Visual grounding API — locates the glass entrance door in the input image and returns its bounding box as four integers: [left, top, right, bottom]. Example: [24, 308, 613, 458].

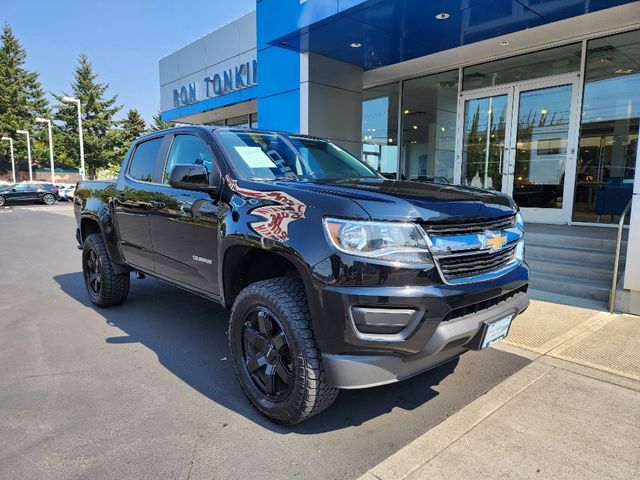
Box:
[456, 74, 580, 223]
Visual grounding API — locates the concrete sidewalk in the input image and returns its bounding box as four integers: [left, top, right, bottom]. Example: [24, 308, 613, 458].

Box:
[359, 301, 640, 480]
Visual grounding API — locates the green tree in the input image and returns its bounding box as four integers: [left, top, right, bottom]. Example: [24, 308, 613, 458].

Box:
[54, 53, 121, 178]
[111, 107, 147, 165]
[0, 23, 49, 168]
[150, 111, 173, 131]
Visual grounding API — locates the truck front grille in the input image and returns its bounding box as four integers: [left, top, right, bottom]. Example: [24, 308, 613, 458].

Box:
[421, 214, 516, 236]
[423, 214, 524, 284]
[436, 244, 518, 281]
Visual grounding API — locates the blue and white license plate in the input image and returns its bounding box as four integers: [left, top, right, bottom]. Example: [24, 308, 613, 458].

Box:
[481, 314, 514, 349]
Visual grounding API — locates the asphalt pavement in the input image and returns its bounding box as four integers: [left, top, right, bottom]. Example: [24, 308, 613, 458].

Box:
[0, 203, 530, 480]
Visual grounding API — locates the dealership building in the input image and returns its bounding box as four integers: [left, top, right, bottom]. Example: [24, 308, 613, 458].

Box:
[159, 0, 640, 313]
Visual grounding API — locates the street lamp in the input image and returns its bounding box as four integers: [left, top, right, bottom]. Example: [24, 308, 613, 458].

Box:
[15, 130, 33, 181]
[62, 96, 86, 180]
[36, 117, 56, 184]
[0, 137, 16, 183]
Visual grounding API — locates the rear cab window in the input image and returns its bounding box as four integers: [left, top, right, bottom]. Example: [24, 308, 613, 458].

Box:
[128, 137, 163, 182]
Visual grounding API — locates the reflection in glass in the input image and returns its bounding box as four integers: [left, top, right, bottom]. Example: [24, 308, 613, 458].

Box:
[401, 70, 458, 183]
[361, 83, 399, 178]
[463, 43, 581, 91]
[573, 30, 639, 223]
[461, 95, 508, 191]
[512, 84, 572, 209]
[226, 115, 250, 128]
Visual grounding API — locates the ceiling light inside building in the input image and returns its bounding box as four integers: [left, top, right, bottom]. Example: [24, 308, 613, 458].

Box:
[435, 13, 450, 20]
[350, 42, 362, 48]
[404, 109, 410, 115]
[412, 125, 418, 130]
[499, 41, 510, 46]
[614, 68, 633, 74]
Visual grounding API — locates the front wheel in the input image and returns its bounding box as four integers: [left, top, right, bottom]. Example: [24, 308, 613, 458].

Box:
[82, 233, 130, 307]
[0, 196, 5, 207]
[229, 277, 338, 424]
[42, 193, 55, 205]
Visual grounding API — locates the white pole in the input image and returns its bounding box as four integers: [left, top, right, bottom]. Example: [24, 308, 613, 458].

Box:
[1, 137, 15, 183]
[16, 130, 33, 181]
[63, 96, 86, 180]
[76, 101, 86, 180]
[36, 118, 56, 184]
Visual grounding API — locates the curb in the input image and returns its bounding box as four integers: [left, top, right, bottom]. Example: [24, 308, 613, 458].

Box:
[360, 361, 554, 480]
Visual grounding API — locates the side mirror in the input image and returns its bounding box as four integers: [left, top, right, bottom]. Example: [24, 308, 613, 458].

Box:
[169, 164, 216, 193]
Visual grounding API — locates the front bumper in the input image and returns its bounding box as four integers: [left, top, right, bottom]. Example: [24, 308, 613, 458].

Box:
[323, 291, 529, 389]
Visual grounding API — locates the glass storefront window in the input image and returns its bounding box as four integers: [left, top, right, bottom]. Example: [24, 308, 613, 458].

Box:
[463, 43, 582, 91]
[226, 115, 250, 128]
[573, 30, 639, 223]
[250, 112, 258, 128]
[362, 83, 399, 178]
[401, 70, 458, 183]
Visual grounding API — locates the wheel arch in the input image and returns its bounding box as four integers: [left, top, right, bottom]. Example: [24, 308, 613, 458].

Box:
[80, 214, 128, 269]
[221, 241, 312, 310]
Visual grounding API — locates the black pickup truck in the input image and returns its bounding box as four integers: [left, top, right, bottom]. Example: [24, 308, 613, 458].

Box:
[74, 126, 529, 424]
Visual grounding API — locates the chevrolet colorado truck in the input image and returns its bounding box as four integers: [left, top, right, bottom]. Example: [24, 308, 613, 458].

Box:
[74, 126, 529, 424]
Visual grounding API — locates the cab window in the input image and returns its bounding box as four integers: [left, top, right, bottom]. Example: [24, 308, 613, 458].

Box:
[128, 137, 163, 182]
[163, 135, 214, 184]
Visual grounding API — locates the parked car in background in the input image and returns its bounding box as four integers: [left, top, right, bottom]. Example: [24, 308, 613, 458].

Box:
[58, 185, 76, 201]
[0, 182, 59, 206]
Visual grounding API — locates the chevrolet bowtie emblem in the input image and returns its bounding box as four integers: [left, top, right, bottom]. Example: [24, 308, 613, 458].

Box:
[484, 230, 507, 251]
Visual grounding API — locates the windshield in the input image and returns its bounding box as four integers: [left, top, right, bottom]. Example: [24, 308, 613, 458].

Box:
[217, 130, 381, 181]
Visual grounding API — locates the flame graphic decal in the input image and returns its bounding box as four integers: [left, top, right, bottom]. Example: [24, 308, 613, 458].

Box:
[227, 176, 306, 242]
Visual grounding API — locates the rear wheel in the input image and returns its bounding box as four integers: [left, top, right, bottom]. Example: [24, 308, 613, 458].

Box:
[229, 277, 338, 424]
[82, 233, 130, 307]
[0, 196, 5, 207]
[42, 193, 55, 205]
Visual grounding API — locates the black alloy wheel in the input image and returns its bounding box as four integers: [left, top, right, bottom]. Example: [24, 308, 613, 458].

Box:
[229, 277, 339, 424]
[81, 233, 130, 307]
[84, 248, 102, 296]
[242, 307, 293, 400]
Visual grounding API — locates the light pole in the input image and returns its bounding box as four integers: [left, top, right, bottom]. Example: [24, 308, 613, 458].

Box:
[62, 96, 86, 180]
[36, 117, 56, 184]
[1, 137, 16, 183]
[16, 130, 33, 181]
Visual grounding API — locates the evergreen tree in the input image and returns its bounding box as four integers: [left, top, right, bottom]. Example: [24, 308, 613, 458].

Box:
[150, 111, 173, 131]
[0, 23, 49, 166]
[112, 108, 147, 162]
[54, 53, 121, 178]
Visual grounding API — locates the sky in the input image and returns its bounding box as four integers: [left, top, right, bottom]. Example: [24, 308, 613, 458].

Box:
[1, 0, 256, 123]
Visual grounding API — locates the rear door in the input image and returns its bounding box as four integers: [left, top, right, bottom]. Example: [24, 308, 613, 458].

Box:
[147, 132, 222, 294]
[112, 136, 167, 272]
[8, 183, 35, 202]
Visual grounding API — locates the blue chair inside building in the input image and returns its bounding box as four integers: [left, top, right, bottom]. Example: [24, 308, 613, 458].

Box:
[594, 177, 633, 222]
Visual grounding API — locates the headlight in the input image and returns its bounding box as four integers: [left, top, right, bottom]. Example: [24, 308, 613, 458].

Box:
[323, 218, 432, 265]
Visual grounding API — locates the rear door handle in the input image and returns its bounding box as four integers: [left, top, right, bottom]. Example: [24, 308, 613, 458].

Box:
[150, 200, 166, 209]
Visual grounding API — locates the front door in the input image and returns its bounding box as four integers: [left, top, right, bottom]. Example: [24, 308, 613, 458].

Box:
[456, 74, 580, 223]
[148, 133, 221, 294]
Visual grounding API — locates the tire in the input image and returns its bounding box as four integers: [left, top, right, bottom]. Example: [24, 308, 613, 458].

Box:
[0, 196, 5, 207]
[42, 193, 55, 205]
[229, 277, 339, 424]
[82, 233, 130, 307]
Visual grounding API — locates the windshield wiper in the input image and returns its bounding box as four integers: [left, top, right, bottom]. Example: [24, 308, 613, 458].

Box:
[247, 175, 298, 182]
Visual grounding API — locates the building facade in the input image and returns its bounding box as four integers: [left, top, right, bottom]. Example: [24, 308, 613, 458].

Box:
[160, 0, 640, 312]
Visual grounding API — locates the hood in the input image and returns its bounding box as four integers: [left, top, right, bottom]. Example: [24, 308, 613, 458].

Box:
[282, 178, 517, 223]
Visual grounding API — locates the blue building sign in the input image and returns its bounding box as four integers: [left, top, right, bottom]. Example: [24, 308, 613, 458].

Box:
[172, 60, 258, 107]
